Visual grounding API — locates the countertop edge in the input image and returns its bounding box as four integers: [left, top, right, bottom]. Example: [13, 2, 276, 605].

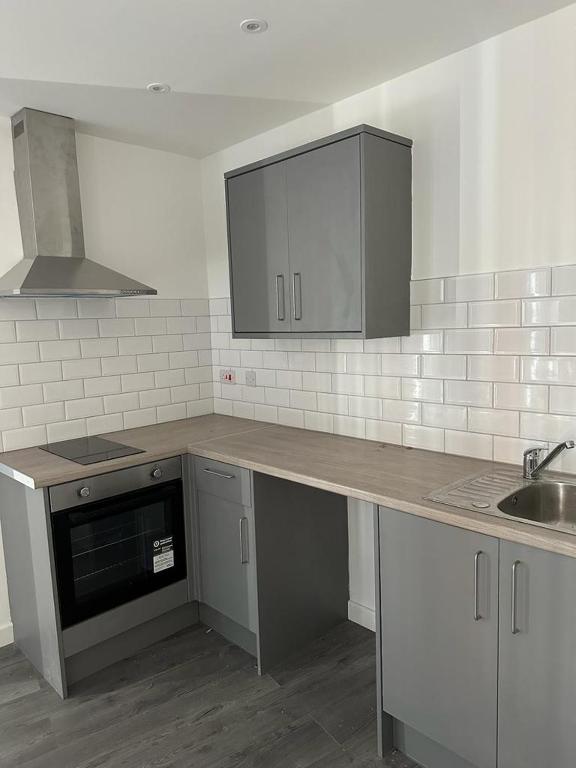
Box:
[1, 414, 576, 560]
[0, 462, 37, 489]
[190, 441, 576, 560]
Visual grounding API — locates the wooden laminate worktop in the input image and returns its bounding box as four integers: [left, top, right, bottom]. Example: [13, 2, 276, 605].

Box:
[1, 413, 575, 558]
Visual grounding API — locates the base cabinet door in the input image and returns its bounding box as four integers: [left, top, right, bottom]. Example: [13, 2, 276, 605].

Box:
[379, 507, 498, 768]
[197, 491, 254, 631]
[499, 542, 576, 768]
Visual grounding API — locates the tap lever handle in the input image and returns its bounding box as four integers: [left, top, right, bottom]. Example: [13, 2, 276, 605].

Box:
[523, 447, 543, 457]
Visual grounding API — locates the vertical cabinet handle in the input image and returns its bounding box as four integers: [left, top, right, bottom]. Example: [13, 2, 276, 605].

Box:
[511, 560, 521, 635]
[275, 274, 285, 321]
[474, 551, 484, 621]
[239, 517, 249, 564]
[292, 273, 302, 320]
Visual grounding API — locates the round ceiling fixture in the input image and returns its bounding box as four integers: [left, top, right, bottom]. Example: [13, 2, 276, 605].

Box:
[146, 82, 171, 94]
[240, 18, 268, 34]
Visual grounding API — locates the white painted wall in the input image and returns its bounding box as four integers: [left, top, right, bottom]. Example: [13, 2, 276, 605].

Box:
[201, 4, 576, 629]
[76, 134, 208, 299]
[0, 123, 209, 643]
[0, 121, 208, 298]
[202, 3, 576, 296]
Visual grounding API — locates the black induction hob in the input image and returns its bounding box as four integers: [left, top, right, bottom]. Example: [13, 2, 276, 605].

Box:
[39, 436, 145, 465]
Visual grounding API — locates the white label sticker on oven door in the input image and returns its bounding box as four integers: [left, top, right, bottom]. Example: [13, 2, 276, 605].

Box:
[153, 536, 174, 573]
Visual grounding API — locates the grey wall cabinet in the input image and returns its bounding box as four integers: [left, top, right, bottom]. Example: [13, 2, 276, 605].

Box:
[226, 162, 290, 334]
[194, 457, 257, 633]
[225, 125, 412, 339]
[498, 542, 576, 768]
[378, 507, 498, 768]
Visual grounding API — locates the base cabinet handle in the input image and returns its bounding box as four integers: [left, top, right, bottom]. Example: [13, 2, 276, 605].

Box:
[511, 560, 522, 635]
[239, 517, 249, 564]
[474, 551, 484, 621]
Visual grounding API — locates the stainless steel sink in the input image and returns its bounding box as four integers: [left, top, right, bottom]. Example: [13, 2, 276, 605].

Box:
[428, 472, 576, 535]
[498, 482, 576, 531]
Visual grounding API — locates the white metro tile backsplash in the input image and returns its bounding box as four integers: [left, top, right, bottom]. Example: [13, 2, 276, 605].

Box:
[211, 265, 576, 468]
[2, 265, 576, 471]
[0, 297, 212, 451]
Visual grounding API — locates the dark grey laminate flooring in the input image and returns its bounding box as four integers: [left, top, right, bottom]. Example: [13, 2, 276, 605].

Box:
[0, 621, 419, 768]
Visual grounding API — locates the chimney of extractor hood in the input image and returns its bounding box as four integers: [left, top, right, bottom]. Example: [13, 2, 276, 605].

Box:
[0, 108, 157, 297]
[14, 108, 85, 260]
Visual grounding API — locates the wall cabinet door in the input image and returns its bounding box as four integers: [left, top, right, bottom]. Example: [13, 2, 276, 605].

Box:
[227, 162, 290, 334]
[286, 136, 362, 333]
[379, 507, 498, 768]
[197, 491, 253, 631]
[499, 542, 576, 768]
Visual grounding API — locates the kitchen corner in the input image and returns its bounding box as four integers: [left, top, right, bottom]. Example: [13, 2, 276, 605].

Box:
[3, 4, 576, 767]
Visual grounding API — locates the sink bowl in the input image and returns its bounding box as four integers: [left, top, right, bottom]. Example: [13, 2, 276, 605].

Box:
[498, 482, 576, 531]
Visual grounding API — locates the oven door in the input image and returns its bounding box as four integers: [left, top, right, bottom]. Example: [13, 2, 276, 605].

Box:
[51, 479, 186, 628]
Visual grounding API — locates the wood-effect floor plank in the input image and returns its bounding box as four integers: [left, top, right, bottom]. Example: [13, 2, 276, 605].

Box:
[0, 621, 419, 768]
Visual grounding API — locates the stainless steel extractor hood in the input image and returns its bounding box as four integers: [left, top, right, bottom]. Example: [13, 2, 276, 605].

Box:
[0, 108, 156, 297]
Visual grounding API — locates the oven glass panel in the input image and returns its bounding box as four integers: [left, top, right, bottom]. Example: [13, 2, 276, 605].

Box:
[52, 480, 186, 628]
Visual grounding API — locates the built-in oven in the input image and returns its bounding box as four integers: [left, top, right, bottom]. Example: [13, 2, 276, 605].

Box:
[50, 457, 187, 629]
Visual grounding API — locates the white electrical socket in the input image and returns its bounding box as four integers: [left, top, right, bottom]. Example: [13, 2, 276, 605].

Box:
[245, 370, 257, 387]
[219, 368, 236, 384]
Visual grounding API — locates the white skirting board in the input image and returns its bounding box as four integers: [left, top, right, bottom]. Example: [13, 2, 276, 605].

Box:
[0, 622, 13, 648]
[348, 600, 375, 632]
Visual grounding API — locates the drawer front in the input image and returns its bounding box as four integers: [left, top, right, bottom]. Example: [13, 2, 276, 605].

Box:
[193, 456, 251, 506]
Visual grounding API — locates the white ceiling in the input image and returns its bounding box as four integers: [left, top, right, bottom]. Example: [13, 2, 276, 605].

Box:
[0, 0, 571, 157]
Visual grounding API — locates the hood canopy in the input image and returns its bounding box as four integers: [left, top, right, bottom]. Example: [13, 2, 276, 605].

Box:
[0, 108, 156, 297]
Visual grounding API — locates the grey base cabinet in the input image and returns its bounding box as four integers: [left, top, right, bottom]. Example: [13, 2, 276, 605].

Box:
[378, 507, 498, 768]
[193, 456, 349, 675]
[226, 124, 412, 339]
[377, 507, 576, 768]
[499, 542, 576, 768]
[194, 457, 257, 633]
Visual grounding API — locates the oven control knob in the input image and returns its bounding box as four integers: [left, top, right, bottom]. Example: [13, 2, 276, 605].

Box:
[78, 486, 91, 498]
[151, 467, 163, 480]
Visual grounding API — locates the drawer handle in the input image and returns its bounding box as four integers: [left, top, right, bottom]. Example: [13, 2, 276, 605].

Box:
[239, 517, 249, 564]
[275, 274, 285, 321]
[474, 550, 484, 621]
[202, 468, 235, 480]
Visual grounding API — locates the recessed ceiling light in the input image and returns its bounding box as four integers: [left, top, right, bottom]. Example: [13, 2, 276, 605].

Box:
[146, 82, 171, 94]
[240, 18, 268, 34]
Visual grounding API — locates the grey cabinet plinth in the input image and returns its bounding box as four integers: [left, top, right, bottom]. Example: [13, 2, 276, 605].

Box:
[378, 507, 498, 768]
[225, 124, 412, 339]
[499, 542, 576, 768]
